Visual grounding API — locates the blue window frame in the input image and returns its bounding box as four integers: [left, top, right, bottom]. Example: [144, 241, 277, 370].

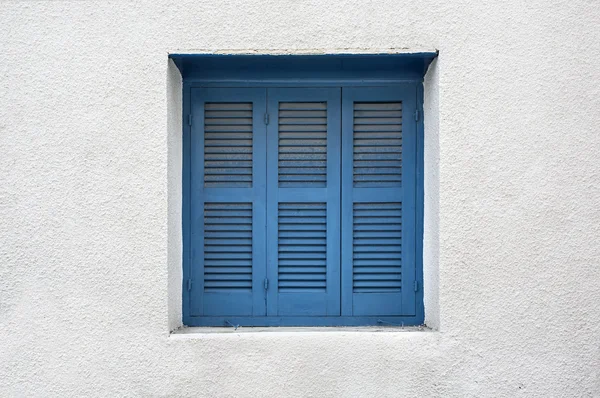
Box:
[176, 54, 435, 326]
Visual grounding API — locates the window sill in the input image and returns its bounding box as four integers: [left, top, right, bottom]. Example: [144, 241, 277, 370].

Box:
[170, 325, 432, 338]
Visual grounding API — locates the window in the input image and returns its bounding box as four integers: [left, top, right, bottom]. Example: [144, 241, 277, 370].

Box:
[177, 55, 431, 326]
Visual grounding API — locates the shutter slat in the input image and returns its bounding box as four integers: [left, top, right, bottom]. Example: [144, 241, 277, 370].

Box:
[204, 133, 253, 139]
[204, 102, 253, 188]
[353, 102, 402, 187]
[353, 202, 402, 292]
[204, 253, 252, 260]
[278, 259, 327, 266]
[279, 267, 327, 273]
[205, 110, 252, 118]
[353, 259, 402, 266]
[279, 253, 326, 260]
[279, 132, 327, 139]
[278, 203, 327, 291]
[354, 102, 402, 110]
[204, 202, 253, 291]
[205, 125, 253, 132]
[353, 266, 402, 273]
[205, 103, 252, 110]
[279, 102, 327, 110]
[278, 102, 327, 188]
[278, 125, 327, 132]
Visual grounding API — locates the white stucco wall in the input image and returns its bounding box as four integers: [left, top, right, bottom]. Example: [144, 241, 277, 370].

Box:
[1, 1, 599, 397]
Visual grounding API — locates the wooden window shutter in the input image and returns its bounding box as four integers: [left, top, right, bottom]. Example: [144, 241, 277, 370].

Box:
[266, 88, 341, 317]
[341, 87, 418, 317]
[189, 88, 267, 318]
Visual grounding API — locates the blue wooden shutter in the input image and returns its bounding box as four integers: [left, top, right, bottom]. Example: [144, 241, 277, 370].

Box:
[341, 86, 417, 317]
[189, 88, 267, 318]
[266, 88, 341, 317]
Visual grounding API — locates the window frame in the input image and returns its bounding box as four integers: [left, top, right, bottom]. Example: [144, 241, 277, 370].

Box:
[179, 55, 427, 327]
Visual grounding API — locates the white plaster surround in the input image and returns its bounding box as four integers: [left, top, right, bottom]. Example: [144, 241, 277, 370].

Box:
[1, 1, 599, 397]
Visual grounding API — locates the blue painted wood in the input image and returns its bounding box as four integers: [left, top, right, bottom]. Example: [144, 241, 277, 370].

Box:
[182, 82, 192, 325]
[266, 88, 341, 317]
[170, 54, 438, 82]
[415, 83, 425, 324]
[341, 86, 418, 317]
[185, 316, 419, 327]
[189, 88, 267, 317]
[182, 79, 426, 326]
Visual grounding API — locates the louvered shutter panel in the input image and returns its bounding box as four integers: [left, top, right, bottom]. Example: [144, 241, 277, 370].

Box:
[341, 87, 417, 317]
[266, 88, 341, 317]
[189, 88, 267, 318]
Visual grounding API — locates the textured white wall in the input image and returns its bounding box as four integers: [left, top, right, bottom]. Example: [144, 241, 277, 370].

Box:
[1, 1, 599, 397]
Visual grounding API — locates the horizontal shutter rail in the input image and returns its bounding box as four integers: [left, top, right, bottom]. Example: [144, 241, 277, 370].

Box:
[204, 102, 253, 188]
